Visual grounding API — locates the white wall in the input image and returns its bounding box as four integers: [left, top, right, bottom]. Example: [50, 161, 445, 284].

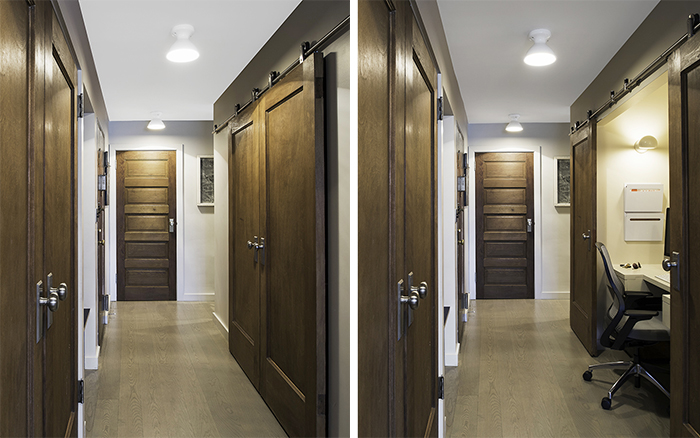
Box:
[467, 123, 571, 299]
[82, 113, 99, 369]
[108, 121, 215, 301]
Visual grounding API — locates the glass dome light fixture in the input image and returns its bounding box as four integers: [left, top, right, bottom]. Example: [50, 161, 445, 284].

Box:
[147, 112, 166, 130]
[524, 29, 556, 67]
[166, 24, 200, 63]
[634, 135, 658, 153]
[505, 114, 523, 132]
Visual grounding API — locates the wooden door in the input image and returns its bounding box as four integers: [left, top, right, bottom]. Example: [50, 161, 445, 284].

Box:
[475, 152, 534, 299]
[457, 150, 466, 340]
[668, 30, 700, 438]
[401, 12, 439, 436]
[97, 145, 106, 344]
[358, 1, 438, 436]
[0, 0, 31, 434]
[569, 124, 598, 356]
[228, 104, 260, 388]
[258, 51, 326, 438]
[116, 150, 177, 301]
[358, 0, 395, 434]
[34, 5, 80, 436]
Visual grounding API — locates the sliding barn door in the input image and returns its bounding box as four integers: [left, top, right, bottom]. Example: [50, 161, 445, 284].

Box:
[228, 52, 325, 437]
[358, 1, 438, 436]
[570, 124, 598, 356]
[668, 30, 700, 438]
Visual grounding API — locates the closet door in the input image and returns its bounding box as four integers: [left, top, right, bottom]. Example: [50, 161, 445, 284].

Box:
[229, 104, 261, 388]
[259, 51, 326, 437]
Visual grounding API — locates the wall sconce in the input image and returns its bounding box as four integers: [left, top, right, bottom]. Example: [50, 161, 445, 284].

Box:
[634, 135, 658, 153]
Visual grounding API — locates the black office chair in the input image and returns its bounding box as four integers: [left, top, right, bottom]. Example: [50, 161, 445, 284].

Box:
[582, 242, 670, 410]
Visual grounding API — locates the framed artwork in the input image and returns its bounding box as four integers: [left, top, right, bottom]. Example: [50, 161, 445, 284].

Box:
[198, 155, 214, 206]
[554, 156, 570, 207]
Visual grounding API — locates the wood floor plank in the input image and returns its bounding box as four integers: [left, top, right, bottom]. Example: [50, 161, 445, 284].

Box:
[85, 301, 286, 438]
[446, 299, 670, 438]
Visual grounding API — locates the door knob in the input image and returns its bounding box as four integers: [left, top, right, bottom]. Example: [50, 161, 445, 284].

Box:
[412, 281, 428, 299]
[527, 218, 533, 233]
[52, 283, 68, 301]
[662, 258, 677, 271]
[169, 218, 176, 233]
[458, 239, 465, 245]
[98, 240, 105, 246]
[400, 291, 420, 309]
[247, 239, 256, 249]
[582, 231, 591, 240]
[40, 292, 59, 312]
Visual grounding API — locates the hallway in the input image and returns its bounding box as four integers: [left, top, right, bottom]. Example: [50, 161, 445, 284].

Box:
[445, 299, 669, 437]
[84, 302, 286, 437]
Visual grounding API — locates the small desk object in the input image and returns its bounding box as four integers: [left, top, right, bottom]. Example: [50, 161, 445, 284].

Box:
[612, 263, 670, 329]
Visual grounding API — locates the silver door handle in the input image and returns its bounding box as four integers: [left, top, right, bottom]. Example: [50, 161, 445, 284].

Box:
[582, 231, 591, 240]
[46, 273, 67, 301]
[527, 218, 533, 233]
[400, 290, 420, 310]
[662, 258, 677, 271]
[39, 291, 59, 312]
[169, 218, 176, 233]
[411, 281, 428, 299]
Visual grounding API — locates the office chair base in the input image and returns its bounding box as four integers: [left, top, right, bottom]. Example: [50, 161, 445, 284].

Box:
[598, 363, 669, 410]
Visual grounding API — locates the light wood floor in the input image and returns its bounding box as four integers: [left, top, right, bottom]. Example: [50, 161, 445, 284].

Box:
[445, 299, 670, 438]
[84, 301, 287, 437]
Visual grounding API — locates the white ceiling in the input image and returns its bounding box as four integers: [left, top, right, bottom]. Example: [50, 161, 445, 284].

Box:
[79, 0, 302, 121]
[437, 0, 659, 124]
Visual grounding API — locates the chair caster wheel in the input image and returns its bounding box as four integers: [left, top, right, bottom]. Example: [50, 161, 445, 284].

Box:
[601, 397, 612, 410]
[583, 370, 592, 381]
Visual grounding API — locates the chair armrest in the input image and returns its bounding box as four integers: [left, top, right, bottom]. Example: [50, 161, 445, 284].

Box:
[624, 309, 659, 319]
[624, 292, 661, 310]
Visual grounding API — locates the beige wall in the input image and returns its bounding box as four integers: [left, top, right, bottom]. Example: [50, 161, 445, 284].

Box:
[596, 73, 669, 266]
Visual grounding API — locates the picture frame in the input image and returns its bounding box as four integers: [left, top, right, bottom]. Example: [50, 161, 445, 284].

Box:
[554, 156, 570, 207]
[197, 155, 214, 206]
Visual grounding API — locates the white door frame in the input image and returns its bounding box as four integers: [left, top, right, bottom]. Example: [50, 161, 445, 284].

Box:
[467, 146, 543, 300]
[108, 144, 185, 302]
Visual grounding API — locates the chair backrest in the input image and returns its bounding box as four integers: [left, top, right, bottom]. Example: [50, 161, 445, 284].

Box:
[595, 242, 626, 347]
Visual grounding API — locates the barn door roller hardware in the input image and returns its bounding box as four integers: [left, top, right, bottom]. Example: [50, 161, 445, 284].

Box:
[571, 12, 700, 135]
[214, 15, 350, 134]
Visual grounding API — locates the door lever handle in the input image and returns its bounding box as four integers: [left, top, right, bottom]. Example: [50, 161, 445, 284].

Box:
[169, 218, 176, 233]
[527, 218, 533, 233]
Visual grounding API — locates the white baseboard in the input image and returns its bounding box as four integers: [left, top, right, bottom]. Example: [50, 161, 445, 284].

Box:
[85, 346, 100, 370]
[445, 342, 460, 367]
[538, 291, 570, 300]
[181, 292, 215, 302]
[213, 312, 228, 338]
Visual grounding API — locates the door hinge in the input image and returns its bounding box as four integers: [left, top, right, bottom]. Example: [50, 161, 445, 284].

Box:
[78, 93, 84, 118]
[438, 376, 444, 400]
[437, 97, 443, 121]
[78, 379, 84, 404]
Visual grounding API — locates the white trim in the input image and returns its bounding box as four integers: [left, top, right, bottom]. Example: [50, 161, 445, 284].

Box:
[212, 312, 229, 338]
[445, 342, 460, 367]
[436, 74, 446, 438]
[108, 144, 185, 301]
[539, 291, 570, 300]
[85, 346, 100, 370]
[468, 146, 543, 300]
[76, 70, 85, 438]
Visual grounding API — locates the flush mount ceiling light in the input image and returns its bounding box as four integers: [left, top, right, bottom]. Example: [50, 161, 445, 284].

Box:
[524, 29, 556, 67]
[505, 114, 523, 132]
[634, 135, 658, 153]
[166, 24, 199, 63]
[147, 112, 165, 130]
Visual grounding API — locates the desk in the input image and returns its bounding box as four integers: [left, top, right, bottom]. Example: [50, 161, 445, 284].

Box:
[612, 264, 670, 328]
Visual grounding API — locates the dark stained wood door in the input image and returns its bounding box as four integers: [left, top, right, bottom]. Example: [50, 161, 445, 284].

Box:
[475, 152, 534, 299]
[228, 104, 260, 388]
[0, 0, 32, 434]
[259, 51, 326, 438]
[358, 1, 438, 435]
[227, 53, 326, 437]
[668, 30, 700, 438]
[97, 144, 106, 345]
[401, 12, 439, 436]
[34, 5, 80, 437]
[457, 150, 466, 340]
[358, 0, 394, 434]
[116, 150, 177, 301]
[569, 124, 598, 356]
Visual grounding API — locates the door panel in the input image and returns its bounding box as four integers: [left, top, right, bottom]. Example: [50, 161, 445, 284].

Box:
[0, 0, 30, 434]
[403, 14, 438, 437]
[39, 6, 79, 437]
[117, 150, 176, 301]
[357, 0, 394, 435]
[569, 124, 598, 356]
[475, 152, 534, 299]
[229, 106, 260, 387]
[259, 51, 326, 438]
[668, 32, 700, 438]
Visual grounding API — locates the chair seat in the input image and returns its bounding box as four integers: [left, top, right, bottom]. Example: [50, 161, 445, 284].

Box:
[628, 317, 670, 342]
